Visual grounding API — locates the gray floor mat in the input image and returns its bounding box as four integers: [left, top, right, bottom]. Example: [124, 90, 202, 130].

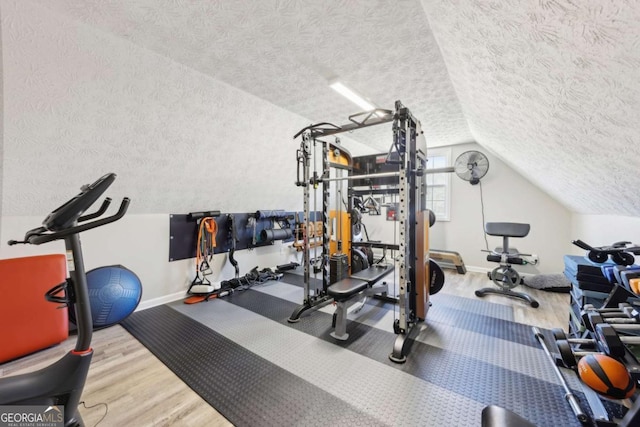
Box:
[122, 279, 603, 427]
[211, 287, 582, 427]
[121, 305, 386, 427]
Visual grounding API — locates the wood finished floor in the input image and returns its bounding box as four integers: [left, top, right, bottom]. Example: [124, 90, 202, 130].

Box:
[0, 270, 570, 427]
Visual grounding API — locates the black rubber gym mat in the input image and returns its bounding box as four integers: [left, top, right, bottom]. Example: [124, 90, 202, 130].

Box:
[123, 281, 615, 426]
[280, 271, 322, 288]
[220, 288, 583, 427]
[278, 274, 532, 348]
[280, 271, 516, 320]
[121, 305, 385, 427]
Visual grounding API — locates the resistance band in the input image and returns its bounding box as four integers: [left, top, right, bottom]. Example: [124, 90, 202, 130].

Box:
[188, 217, 217, 294]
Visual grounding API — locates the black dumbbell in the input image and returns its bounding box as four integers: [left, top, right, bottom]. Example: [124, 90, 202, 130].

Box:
[581, 306, 640, 326]
[554, 323, 640, 381]
[552, 328, 593, 344]
[582, 303, 633, 313]
[564, 320, 640, 355]
[584, 311, 640, 332]
[595, 305, 640, 321]
[580, 309, 636, 330]
[555, 339, 597, 368]
[553, 325, 640, 369]
[593, 323, 640, 358]
[553, 328, 623, 361]
[552, 328, 606, 369]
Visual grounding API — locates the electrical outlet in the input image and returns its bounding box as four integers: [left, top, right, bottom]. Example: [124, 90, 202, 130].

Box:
[530, 254, 539, 265]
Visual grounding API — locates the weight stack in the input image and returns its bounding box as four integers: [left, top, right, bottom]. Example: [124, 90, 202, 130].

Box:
[330, 253, 349, 284]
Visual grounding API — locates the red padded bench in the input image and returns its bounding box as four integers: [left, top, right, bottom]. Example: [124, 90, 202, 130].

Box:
[0, 254, 68, 363]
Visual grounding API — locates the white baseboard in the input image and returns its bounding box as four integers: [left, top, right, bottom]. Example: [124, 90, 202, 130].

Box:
[136, 291, 186, 312]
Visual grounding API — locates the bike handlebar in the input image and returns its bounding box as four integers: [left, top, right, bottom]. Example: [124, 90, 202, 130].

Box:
[29, 198, 130, 245]
[8, 198, 130, 246]
[77, 198, 112, 223]
[8, 173, 130, 246]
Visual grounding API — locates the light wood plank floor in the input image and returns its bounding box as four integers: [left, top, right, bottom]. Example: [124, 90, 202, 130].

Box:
[439, 270, 571, 331]
[0, 322, 231, 427]
[0, 270, 570, 426]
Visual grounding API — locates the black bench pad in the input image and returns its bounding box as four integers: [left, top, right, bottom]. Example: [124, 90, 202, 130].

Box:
[327, 278, 368, 301]
[487, 254, 524, 265]
[350, 264, 394, 284]
[485, 222, 530, 238]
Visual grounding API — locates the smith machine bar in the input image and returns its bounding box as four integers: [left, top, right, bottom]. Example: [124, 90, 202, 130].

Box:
[288, 101, 430, 363]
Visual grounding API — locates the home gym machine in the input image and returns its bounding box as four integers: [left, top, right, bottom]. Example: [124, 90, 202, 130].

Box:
[1, 173, 129, 426]
[287, 100, 430, 363]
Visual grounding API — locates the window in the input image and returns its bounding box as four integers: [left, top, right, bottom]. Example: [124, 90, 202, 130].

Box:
[426, 147, 451, 221]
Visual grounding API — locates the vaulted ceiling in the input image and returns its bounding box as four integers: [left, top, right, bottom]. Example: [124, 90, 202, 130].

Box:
[28, 0, 640, 216]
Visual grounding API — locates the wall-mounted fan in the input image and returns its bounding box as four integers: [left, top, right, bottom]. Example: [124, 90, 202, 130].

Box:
[454, 151, 489, 185]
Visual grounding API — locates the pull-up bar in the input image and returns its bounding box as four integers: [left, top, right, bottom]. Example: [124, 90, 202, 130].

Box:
[327, 166, 448, 183]
[322, 171, 400, 183]
[426, 166, 454, 174]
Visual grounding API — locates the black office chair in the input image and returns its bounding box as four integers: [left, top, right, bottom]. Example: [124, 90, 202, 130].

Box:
[475, 222, 539, 308]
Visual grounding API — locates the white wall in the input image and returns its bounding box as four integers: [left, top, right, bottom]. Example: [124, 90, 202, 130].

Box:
[0, 215, 302, 305]
[570, 215, 640, 258]
[443, 143, 573, 274]
[1, 0, 372, 217]
[0, 0, 365, 306]
[0, 0, 598, 307]
[361, 142, 573, 274]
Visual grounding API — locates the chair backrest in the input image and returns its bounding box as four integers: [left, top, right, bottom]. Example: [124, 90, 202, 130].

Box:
[485, 222, 530, 238]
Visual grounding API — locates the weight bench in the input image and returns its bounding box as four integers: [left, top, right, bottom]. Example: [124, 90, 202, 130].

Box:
[327, 264, 394, 340]
[430, 249, 467, 274]
[476, 222, 539, 308]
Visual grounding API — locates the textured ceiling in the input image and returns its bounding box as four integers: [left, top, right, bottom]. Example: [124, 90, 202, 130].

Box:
[21, 0, 640, 215]
[420, 0, 640, 216]
[31, 0, 473, 153]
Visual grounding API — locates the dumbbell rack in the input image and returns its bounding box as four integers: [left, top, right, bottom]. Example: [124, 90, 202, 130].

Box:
[553, 326, 640, 426]
[569, 285, 610, 337]
[562, 255, 640, 425]
[565, 254, 614, 337]
[564, 255, 640, 338]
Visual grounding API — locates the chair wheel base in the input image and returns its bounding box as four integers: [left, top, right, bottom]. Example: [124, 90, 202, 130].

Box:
[475, 287, 539, 308]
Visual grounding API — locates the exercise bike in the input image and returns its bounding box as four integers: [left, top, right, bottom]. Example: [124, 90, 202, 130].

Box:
[0, 173, 129, 426]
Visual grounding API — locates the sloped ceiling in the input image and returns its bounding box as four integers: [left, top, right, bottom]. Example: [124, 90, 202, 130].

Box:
[24, 0, 640, 216]
[420, 0, 640, 216]
[31, 0, 473, 152]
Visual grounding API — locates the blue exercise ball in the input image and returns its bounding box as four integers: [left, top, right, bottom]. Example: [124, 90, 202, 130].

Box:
[81, 265, 142, 329]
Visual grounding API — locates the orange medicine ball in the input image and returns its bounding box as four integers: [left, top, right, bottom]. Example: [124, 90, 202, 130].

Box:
[578, 354, 636, 400]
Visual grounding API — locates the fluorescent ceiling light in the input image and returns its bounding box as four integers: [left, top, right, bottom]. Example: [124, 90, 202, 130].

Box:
[329, 81, 376, 111]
